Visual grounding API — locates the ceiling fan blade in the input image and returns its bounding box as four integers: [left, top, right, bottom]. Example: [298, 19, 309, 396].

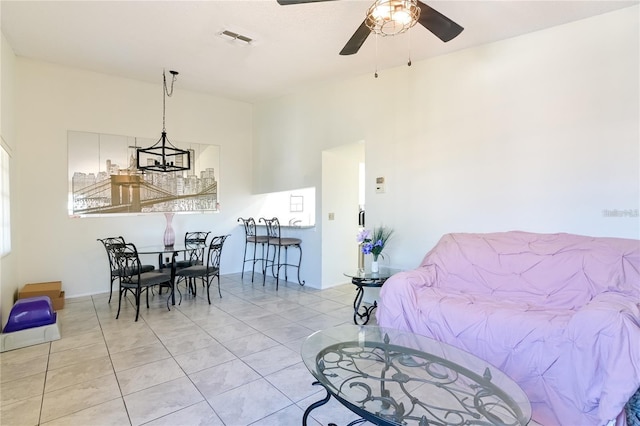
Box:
[276, 0, 337, 4]
[339, 20, 371, 56]
[417, 1, 463, 42]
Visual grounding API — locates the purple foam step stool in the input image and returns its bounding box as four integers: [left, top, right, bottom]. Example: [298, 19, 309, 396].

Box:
[1, 296, 60, 352]
[3, 296, 57, 333]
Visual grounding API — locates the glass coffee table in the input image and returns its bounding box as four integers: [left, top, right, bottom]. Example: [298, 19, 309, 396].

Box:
[345, 270, 391, 325]
[301, 324, 531, 426]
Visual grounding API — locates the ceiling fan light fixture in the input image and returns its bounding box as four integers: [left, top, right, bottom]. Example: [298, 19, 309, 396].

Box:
[366, 0, 420, 36]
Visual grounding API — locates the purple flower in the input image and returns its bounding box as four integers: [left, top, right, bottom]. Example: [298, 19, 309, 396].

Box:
[361, 242, 373, 254]
[357, 226, 393, 258]
[356, 229, 372, 243]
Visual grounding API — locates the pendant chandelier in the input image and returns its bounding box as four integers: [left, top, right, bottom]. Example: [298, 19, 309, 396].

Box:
[136, 70, 191, 173]
[365, 0, 420, 36]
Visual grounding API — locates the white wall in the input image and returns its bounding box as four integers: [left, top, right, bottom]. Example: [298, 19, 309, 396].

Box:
[3, 6, 639, 323]
[1, 33, 18, 328]
[322, 143, 364, 286]
[254, 6, 640, 278]
[12, 59, 255, 304]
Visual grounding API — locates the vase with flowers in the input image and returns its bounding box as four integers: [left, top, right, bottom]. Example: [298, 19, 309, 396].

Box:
[357, 226, 393, 273]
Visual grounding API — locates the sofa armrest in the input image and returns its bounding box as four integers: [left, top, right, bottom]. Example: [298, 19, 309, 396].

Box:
[565, 292, 640, 424]
[377, 266, 436, 332]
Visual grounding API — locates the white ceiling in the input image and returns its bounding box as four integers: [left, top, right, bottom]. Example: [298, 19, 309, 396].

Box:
[2, 0, 637, 103]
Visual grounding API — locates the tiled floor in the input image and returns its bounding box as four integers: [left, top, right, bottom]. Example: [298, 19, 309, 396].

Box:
[0, 273, 375, 426]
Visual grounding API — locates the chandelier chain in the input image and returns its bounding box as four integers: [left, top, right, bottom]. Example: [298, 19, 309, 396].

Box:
[162, 70, 177, 132]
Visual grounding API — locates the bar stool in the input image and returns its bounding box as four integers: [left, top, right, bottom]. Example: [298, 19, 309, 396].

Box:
[237, 217, 269, 282]
[260, 217, 305, 290]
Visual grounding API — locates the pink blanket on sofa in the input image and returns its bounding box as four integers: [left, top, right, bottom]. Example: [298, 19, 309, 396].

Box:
[377, 231, 640, 425]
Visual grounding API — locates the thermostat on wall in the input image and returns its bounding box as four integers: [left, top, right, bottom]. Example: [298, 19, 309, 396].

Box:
[376, 177, 385, 194]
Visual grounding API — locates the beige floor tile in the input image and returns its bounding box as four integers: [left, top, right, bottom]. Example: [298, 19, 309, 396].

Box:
[283, 336, 306, 353]
[0, 274, 366, 426]
[110, 342, 172, 372]
[249, 403, 322, 426]
[302, 313, 349, 331]
[264, 362, 321, 403]
[124, 376, 203, 426]
[240, 344, 300, 376]
[0, 394, 42, 426]
[0, 354, 49, 383]
[40, 398, 129, 426]
[0, 372, 45, 407]
[116, 357, 185, 395]
[253, 299, 302, 313]
[161, 329, 217, 356]
[261, 323, 314, 344]
[49, 330, 104, 354]
[45, 356, 113, 392]
[40, 373, 121, 423]
[58, 317, 102, 337]
[208, 378, 291, 425]
[0, 342, 50, 364]
[297, 392, 364, 426]
[308, 299, 346, 314]
[222, 333, 279, 358]
[47, 341, 109, 370]
[173, 342, 237, 375]
[202, 321, 259, 342]
[143, 400, 223, 426]
[242, 314, 293, 332]
[103, 326, 161, 354]
[196, 313, 243, 330]
[277, 306, 322, 322]
[190, 359, 261, 400]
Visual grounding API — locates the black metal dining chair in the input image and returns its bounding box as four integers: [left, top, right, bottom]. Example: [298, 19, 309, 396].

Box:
[175, 234, 229, 304]
[97, 236, 155, 303]
[259, 217, 305, 290]
[113, 243, 173, 321]
[237, 217, 269, 282]
[174, 231, 211, 295]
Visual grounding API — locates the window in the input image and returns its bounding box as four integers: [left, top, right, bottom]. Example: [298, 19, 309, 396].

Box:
[290, 195, 303, 213]
[1, 142, 10, 256]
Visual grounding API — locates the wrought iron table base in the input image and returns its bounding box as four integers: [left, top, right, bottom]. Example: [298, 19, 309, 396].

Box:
[303, 381, 367, 426]
[353, 283, 378, 325]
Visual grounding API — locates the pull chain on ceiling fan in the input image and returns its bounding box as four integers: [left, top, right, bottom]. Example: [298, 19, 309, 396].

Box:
[277, 0, 463, 56]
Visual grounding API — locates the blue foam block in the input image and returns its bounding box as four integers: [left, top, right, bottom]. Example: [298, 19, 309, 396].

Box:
[3, 296, 57, 333]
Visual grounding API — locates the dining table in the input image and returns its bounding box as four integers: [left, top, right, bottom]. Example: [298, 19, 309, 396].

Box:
[136, 243, 204, 306]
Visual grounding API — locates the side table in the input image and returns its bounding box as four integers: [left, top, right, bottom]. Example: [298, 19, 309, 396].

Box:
[344, 270, 390, 325]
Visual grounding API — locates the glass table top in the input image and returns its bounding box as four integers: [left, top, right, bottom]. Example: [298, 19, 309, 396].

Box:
[344, 270, 391, 281]
[301, 324, 531, 425]
[136, 243, 205, 254]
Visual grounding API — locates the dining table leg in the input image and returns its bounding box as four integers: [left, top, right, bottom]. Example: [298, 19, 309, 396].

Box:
[170, 251, 178, 305]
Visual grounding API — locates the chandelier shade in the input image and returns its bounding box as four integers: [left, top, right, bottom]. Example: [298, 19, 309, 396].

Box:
[136, 131, 191, 173]
[137, 70, 191, 173]
[366, 0, 420, 36]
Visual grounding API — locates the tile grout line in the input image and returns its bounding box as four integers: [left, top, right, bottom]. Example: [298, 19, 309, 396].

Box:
[94, 292, 135, 426]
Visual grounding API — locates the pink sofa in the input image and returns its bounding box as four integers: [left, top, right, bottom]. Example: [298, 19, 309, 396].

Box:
[377, 231, 640, 426]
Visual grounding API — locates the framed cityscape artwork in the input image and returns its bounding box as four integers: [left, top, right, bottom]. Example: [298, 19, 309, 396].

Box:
[68, 130, 220, 216]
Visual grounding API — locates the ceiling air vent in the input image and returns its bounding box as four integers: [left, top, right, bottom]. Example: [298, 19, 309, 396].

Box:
[219, 30, 253, 44]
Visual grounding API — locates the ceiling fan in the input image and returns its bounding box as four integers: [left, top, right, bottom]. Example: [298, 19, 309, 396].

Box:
[277, 0, 463, 55]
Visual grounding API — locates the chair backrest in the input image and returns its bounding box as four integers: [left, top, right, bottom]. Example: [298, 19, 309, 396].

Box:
[97, 236, 127, 275]
[184, 231, 211, 263]
[113, 243, 142, 285]
[260, 217, 281, 240]
[237, 217, 258, 238]
[205, 235, 230, 271]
